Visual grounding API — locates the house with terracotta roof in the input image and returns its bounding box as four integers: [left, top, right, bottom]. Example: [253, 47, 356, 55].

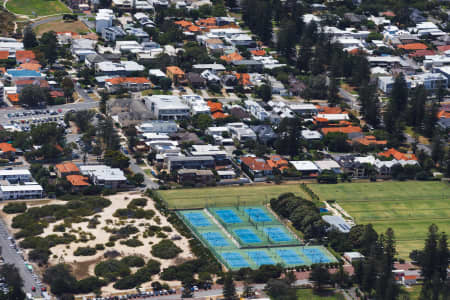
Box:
[352, 136, 387, 147]
[105, 77, 151, 93]
[378, 148, 417, 161]
[55, 162, 80, 178]
[7, 94, 19, 103]
[397, 43, 428, 51]
[250, 49, 266, 56]
[166, 66, 186, 85]
[18, 63, 42, 72]
[235, 73, 252, 87]
[240, 156, 273, 181]
[0, 143, 16, 158]
[220, 52, 243, 63]
[207, 101, 229, 119]
[0, 51, 9, 60]
[15, 50, 37, 64]
[267, 155, 289, 171]
[321, 126, 363, 136]
[66, 175, 90, 191]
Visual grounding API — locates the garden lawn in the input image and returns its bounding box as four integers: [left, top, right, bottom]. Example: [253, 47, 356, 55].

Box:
[158, 184, 310, 209]
[308, 181, 450, 258]
[6, 0, 70, 16]
[296, 289, 345, 299]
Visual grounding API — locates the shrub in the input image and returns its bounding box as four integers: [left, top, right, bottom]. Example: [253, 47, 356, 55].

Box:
[128, 198, 147, 208]
[112, 259, 160, 290]
[121, 256, 145, 267]
[95, 244, 105, 250]
[53, 224, 66, 232]
[74, 246, 97, 256]
[120, 238, 143, 247]
[161, 226, 172, 232]
[77, 276, 107, 294]
[105, 241, 115, 247]
[94, 259, 130, 282]
[3, 203, 27, 214]
[29, 248, 51, 264]
[151, 240, 182, 259]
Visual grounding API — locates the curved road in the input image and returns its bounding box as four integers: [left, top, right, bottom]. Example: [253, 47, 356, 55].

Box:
[31, 15, 63, 28]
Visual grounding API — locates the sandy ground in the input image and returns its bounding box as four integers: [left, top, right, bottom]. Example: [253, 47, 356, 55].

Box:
[0, 192, 194, 295]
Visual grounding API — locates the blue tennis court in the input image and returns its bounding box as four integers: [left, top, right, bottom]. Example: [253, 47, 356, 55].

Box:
[215, 209, 242, 224]
[182, 212, 211, 227]
[201, 232, 230, 247]
[303, 248, 332, 263]
[221, 252, 249, 268]
[247, 250, 274, 266]
[276, 249, 305, 265]
[263, 227, 293, 242]
[244, 208, 272, 222]
[234, 228, 261, 244]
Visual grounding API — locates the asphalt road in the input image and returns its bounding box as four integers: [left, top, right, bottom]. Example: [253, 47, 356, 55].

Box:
[0, 220, 42, 298]
[31, 16, 62, 29]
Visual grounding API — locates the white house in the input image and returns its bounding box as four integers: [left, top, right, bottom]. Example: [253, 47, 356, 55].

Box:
[0, 184, 43, 200]
[0, 169, 33, 183]
[96, 9, 114, 33]
[144, 95, 190, 120]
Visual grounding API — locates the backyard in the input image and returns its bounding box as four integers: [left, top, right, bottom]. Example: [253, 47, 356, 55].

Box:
[308, 181, 450, 258]
[158, 183, 310, 209]
[6, 0, 70, 17]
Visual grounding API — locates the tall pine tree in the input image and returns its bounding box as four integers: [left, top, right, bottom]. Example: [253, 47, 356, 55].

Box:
[223, 272, 238, 300]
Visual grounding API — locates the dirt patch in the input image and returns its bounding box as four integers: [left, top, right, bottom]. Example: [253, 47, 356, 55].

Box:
[72, 257, 103, 280]
[34, 20, 89, 36]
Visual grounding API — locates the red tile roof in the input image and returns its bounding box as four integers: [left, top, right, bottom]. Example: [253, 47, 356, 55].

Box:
[0, 143, 16, 153]
[55, 162, 80, 174]
[316, 106, 345, 114]
[267, 155, 289, 170]
[211, 111, 229, 119]
[18, 63, 42, 71]
[15, 50, 36, 63]
[437, 45, 450, 53]
[241, 156, 272, 171]
[397, 43, 428, 51]
[409, 50, 435, 57]
[321, 126, 362, 135]
[353, 136, 387, 146]
[7, 94, 19, 103]
[220, 52, 243, 62]
[166, 66, 185, 75]
[174, 20, 193, 28]
[50, 91, 64, 98]
[250, 50, 266, 56]
[105, 77, 150, 85]
[207, 101, 223, 113]
[236, 73, 251, 85]
[0, 51, 9, 60]
[66, 175, 90, 186]
[378, 148, 417, 161]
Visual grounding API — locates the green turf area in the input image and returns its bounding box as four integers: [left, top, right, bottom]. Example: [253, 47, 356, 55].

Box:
[158, 184, 310, 209]
[296, 289, 345, 299]
[6, 0, 70, 16]
[308, 181, 450, 258]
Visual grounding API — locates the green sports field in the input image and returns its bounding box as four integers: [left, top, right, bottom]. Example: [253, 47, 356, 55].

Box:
[158, 184, 310, 209]
[308, 181, 450, 258]
[6, 0, 70, 17]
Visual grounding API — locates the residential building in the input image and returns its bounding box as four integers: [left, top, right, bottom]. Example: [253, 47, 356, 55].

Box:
[227, 122, 257, 142]
[301, 129, 322, 140]
[244, 100, 270, 121]
[105, 77, 151, 93]
[0, 169, 32, 183]
[314, 160, 342, 173]
[0, 184, 43, 200]
[144, 95, 190, 120]
[240, 156, 272, 181]
[166, 156, 215, 172]
[55, 162, 80, 177]
[190, 145, 228, 162]
[250, 125, 277, 144]
[289, 104, 318, 116]
[96, 9, 114, 33]
[267, 155, 289, 171]
[80, 165, 127, 189]
[66, 175, 90, 191]
[95, 61, 145, 76]
[136, 120, 178, 133]
[186, 72, 206, 88]
[289, 161, 319, 177]
[166, 66, 186, 85]
[177, 169, 215, 185]
[181, 95, 210, 115]
[102, 26, 126, 42]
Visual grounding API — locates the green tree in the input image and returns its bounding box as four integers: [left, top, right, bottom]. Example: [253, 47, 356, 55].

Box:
[39, 31, 58, 65]
[277, 18, 297, 58]
[408, 85, 426, 129]
[256, 84, 272, 102]
[328, 76, 340, 107]
[23, 25, 38, 49]
[62, 77, 75, 102]
[159, 77, 172, 90]
[274, 117, 302, 158]
[423, 102, 439, 138]
[431, 134, 444, 166]
[0, 264, 25, 300]
[223, 272, 238, 300]
[19, 85, 50, 107]
[309, 264, 331, 291]
[192, 114, 213, 131]
[359, 81, 380, 127]
[100, 91, 109, 115]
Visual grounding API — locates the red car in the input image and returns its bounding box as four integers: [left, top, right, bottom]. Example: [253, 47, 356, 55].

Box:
[31, 286, 36, 292]
[41, 287, 46, 292]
